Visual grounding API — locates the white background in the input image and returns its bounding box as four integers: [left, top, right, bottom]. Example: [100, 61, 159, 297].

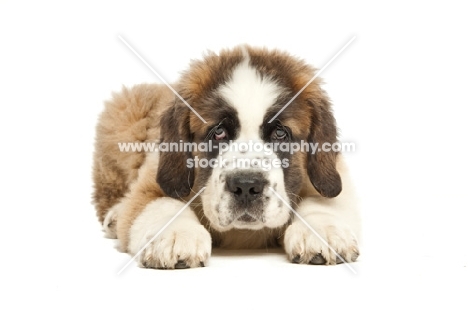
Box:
[1, 0, 467, 309]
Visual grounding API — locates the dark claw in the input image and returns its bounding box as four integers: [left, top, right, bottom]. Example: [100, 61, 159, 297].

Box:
[141, 256, 154, 269]
[336, 250, 360, 264]
[352, 251, 360, 262]
[175, 260, 190, 269]
[336, 255, 345, 264]
[309, 254, 326, 265]
[292, 255, 302, 264]
[199, 262, 205, 267]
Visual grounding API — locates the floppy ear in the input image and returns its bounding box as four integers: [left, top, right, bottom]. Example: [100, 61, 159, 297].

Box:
[307, 96, 342, 197]
[156, 100, 194, 198]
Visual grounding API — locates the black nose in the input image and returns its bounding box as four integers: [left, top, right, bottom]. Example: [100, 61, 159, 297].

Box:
[226, 173, 267, 203]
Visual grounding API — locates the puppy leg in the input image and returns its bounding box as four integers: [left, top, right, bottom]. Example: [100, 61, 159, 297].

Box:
[283, 199, 360, 265]
[128, 198, 211, 269]
[284, 161, 361, 265]
[110, 152, 210, 268]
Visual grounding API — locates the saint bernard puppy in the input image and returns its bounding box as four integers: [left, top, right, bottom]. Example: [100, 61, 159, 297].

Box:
[93, 45, 360, 269]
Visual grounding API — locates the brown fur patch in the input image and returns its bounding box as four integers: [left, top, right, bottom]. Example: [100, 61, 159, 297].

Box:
[306, 96, 342, 197]
[156, 99, 194, 198]
[93, 84, 172, 248]
[177, 46, 244, 105]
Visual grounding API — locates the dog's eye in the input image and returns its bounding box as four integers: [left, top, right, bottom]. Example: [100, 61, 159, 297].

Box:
[272, 128, 287, 140]
[213, 126, 227, 140]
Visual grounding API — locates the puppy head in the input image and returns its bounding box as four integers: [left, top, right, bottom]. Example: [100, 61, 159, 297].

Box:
[156, 45, 341, 231]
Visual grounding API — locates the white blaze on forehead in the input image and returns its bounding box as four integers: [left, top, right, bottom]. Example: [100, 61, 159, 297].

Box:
[202, 60, 291, 232]
[218, 60, 282, 141]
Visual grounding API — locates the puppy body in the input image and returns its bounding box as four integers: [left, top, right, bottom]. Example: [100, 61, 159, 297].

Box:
[93, 46, 360, 268]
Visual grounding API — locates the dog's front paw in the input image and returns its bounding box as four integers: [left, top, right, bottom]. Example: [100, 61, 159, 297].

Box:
[131, 220, 212, 269]
[284, 215, 359, 265]
[128, 199, 212, 269]
[141, 224, 211, 269]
